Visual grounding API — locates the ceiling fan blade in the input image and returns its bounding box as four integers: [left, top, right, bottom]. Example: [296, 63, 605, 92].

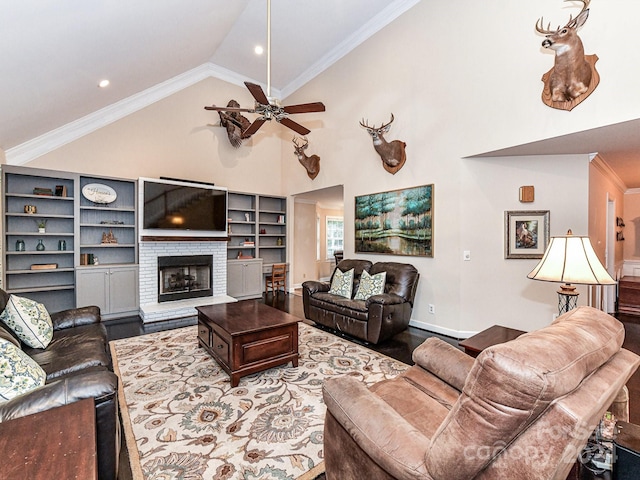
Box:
[242, 118, 267, 137]
[282, 102, 326, 114]
[244, 82, 269, 105]
[279, 117, 311, 135]
[204, 105, 254, 113]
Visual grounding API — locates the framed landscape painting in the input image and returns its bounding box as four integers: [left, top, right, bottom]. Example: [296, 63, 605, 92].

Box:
[355, 184, 433, 257]
[504, 210, 550, 259]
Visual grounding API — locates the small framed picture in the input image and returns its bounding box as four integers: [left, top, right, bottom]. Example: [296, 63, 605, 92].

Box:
[504, 210, 550, 259]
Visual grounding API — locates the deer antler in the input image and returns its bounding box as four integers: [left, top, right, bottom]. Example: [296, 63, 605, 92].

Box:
[536, 0, 590, 34]
[565, 0, 590, 28]
[292, 136, 308, 149]
[359, 114, 395, 131]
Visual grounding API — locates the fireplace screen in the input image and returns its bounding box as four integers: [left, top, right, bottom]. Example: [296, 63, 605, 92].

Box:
[158, 255, 212, 302]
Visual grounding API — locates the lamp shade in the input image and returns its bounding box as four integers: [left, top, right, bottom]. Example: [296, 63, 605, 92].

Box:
[527, 231, 616, 285]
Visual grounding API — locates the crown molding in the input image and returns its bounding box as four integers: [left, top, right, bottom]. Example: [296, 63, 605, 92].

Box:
[626, 188, 640, 195]
[280, 0, 420, 98]
[5, 0, 421, 165]
[590, 154, 628, 192]
[4, 63, 273, 166]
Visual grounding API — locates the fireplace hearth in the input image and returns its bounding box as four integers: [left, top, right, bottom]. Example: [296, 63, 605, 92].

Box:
[158, 255, 212, 303]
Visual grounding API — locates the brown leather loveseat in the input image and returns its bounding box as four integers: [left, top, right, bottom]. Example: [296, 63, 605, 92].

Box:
[0, 288, 120, 479]
[323, 306, 640, 479]
[302, 259, 419, 344]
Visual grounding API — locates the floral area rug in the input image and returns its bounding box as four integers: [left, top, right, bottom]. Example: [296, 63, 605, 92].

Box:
[110, 322, 409, 480]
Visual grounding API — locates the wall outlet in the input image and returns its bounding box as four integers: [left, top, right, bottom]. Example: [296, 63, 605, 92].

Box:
[428, 304, 435, 314]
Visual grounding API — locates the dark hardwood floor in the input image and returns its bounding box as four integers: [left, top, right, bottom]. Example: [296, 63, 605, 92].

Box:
[106, 293, 640, 479]
[105, 293, 640, 423]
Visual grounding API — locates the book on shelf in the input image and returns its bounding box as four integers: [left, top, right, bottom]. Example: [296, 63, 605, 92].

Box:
[30, 263, 58, 270]
[33, 187, 54, 196]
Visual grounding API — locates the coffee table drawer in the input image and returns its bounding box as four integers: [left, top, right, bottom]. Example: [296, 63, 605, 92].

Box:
[212, 331, 230, 365]
[198, 322, 212, 347]
[237, 326, 296, 366]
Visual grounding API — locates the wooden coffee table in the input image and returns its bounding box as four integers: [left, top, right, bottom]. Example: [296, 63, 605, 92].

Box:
[459, 324, 526, 358]
[196, 301, 301, 387]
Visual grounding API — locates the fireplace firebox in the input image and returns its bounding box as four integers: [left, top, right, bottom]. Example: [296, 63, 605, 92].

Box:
[158, 255, 212, 303]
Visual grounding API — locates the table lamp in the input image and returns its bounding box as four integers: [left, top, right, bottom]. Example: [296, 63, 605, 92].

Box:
[527, 230, 616, 314]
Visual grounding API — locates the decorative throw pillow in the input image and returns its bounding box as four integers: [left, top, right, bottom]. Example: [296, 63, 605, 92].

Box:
[0, 295, 53, 349]
[354, 270, 387, 300]
[0, 338, 46, 403]
[329, 268, 355, 299]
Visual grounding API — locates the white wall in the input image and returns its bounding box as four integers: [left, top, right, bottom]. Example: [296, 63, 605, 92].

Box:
[14, 0, 640, 336]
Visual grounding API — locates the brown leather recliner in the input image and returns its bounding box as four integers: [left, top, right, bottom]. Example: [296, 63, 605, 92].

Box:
[323, 306, 640, 479]
[302, 259, 419, 344]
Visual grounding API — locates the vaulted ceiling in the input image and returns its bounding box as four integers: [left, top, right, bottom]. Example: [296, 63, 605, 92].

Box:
[2, 0, 639, 189]
[0, 0, 416, 153]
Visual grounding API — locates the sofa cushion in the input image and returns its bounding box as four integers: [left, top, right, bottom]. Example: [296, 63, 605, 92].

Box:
[329, 268, 354, 298]
[24, 323, 110, 380]
[354, 270, 386, 300]
[0, 295, 53, 349]
[0, 338, 46, 403]
[369, 262, 419, 303]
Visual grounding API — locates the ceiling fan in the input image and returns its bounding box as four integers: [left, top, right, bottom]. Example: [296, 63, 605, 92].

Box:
[204, 0, 325, 136]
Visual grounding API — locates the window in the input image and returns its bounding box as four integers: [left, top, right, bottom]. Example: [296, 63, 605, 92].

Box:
[326, 216, 344, 259]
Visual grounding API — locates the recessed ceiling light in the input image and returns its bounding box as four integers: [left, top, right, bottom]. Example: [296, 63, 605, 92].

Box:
[98, 79, 110, 88]
[254, 45, 264, 55]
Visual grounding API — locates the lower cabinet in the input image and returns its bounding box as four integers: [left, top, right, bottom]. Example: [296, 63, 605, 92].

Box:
[227, 259, 263, 300]
[76, 265, 139, 318]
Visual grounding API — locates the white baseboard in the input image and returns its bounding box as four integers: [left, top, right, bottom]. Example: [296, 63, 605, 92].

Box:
[409, 319, 477, 340]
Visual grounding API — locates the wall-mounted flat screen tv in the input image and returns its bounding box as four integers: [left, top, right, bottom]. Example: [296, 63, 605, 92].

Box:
[139, 177, 228, 238]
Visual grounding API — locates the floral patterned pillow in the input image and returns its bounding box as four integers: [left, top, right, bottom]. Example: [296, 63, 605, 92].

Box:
[329, 268, 355, 299]
[0, 295, 53, 349]
[354, 270, 387, 300]
[0, 338, 46, 403]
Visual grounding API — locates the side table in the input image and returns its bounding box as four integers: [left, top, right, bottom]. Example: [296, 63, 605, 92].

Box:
[459, 324, 526, 357]
[0, 397, 97, 479]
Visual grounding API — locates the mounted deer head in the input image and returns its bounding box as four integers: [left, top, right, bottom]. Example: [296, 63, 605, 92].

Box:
[536, 0, 595, 105]
[359, 114, 407, 174]
[292, 136, 320, 180]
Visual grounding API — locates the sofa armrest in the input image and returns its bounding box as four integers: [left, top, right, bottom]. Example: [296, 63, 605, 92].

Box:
[302, 280, 330, 295]
[412, 337, 474, 391]
[0, 369, 117, 422]
[50, 305, 101, 330]
[323, 376, 431, 479]
[365, 293, 405, 307]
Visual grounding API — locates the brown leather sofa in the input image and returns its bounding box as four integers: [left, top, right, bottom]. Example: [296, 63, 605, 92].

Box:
[302, 259, 419, 344]
[323, 306, 640, 479]
[0, 289, 120, 480]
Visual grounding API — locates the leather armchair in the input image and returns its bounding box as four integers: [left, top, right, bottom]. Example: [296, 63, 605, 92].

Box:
[302, 260, 419, 344]
[0, 289, 120, 480]
[323, 306, 640, 479]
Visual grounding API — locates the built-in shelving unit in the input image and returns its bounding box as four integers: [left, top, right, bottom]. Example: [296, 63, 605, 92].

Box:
[227, 192, 257, 260]
[78, 175, 137, 266]
[2, 166, 138, 316]
[227, 191, 287, 296]
[2, 166, 77, 312]
[257, 195, 287, 266]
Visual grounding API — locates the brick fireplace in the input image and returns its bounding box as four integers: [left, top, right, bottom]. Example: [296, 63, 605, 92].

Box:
[139, 240, 233, 323]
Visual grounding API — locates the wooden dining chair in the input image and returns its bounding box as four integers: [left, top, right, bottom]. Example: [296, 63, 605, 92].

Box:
[265, 263, 287, 294]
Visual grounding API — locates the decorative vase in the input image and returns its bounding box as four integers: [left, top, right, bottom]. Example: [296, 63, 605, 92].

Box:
[36, 239, 45, 251]
[38, 227, 45, 234]
[15, 239, 25, 251]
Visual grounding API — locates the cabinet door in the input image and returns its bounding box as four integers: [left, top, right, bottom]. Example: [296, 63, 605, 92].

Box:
[76, 269, 108, 312]
[109, 267, 138, 314]
[226, 262, 245, 297]
[244, 261, 264, 297]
